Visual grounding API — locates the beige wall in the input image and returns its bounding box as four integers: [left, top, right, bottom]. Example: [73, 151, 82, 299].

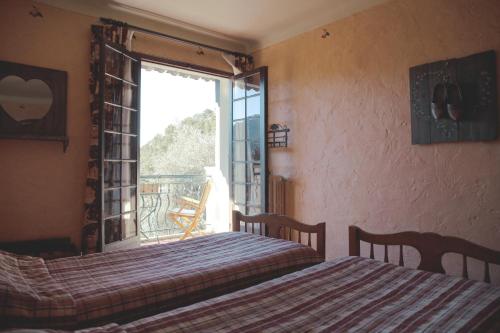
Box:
[0, 0, 233, 248]
[1, 0, 498, 281]
[253, 0, 500, 282]
[0, 0, 95, 247]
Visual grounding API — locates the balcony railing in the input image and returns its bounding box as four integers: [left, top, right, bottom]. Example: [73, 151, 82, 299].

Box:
[140, 174, 207, 242]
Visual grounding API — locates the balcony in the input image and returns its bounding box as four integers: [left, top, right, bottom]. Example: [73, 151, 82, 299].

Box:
[140, 174, 209, 244]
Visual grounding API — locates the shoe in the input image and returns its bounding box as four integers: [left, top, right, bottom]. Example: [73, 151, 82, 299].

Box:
[431, 83, 447, 120]
[446, 83, 463, 121]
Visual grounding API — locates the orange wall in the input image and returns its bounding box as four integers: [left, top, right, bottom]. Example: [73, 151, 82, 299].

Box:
[0, 0, 95, 247]
[0, 0, 233, 248]
[253, 0, 500, 282]
[1, 0, 498, 281]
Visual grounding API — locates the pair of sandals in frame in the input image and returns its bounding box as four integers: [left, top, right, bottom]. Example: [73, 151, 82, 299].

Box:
[431, 78, 463, 121]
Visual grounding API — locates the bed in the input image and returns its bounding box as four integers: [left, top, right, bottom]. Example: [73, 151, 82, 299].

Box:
[54, 226, 499, 333]
[0, 212, 325, 330]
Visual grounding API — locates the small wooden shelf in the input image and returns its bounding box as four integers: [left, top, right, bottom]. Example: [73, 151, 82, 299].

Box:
[267, 124, 290, 148]
[0, 135, 69, 152]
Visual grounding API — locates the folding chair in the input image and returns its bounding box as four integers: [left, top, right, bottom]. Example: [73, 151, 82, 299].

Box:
[167, 181, 212, 240]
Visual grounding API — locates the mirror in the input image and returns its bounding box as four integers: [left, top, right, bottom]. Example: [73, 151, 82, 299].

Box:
[0, 75, 53, 123]
[0, 60, 68, 152]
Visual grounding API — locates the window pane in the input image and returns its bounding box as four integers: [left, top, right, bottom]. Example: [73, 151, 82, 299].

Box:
[104, 133, 121, 160]
[104, 46, 121, 77]
[104, 162, 121, 188]
[122, 82, 138, 109]
[246, 73, 261, 95]
[104, 104, 121, 132]
[122, 162, 136, 186]
[233, 184, 246, 206]
[103, 189, 120, 218]
[247, 95, 261, 118]
[249, 163, 261, 184]
[233, 120, 245, 141]
[233, 79, 245, 99]
[122, 213, 137, 239]
[121, 187, 136, 213]
[123, 56, 139, 84]
[247, 95, 261, 160]
[104, 217, 121, 244]
[231, 71, 265, 217]
[232, 162, 246, 183]
[104, 76, 122, 105]
[122, 135, 137, 160]
[247, 184, 261, 207]
[122, 109, 137, 134]
[232, 99, 245, 121]
[247, 140, 260, 162]
[232, 141, 245, 162]
[248, 206, 262, 216]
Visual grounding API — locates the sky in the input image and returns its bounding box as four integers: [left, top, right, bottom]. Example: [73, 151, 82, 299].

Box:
[140, 67, 219, 147]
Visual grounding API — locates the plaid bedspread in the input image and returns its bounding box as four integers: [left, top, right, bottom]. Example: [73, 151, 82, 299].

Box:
[1, 232, 322, 329]
[0, 251, 76, 328]
[75, 256, 500, 333]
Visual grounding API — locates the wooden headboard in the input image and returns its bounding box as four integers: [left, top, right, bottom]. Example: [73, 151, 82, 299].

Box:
[232, 210, 325, 259]
[349, 226, 500, 283]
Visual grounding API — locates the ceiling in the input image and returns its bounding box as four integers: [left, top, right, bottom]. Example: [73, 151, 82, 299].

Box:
[38, 0, 389, 51]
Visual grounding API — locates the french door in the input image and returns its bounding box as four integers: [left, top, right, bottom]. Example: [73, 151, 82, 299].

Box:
[230, 67, 268, 215]
[99, 41, 141, 251]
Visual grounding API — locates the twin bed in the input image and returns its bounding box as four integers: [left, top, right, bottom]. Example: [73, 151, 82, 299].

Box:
[1, 212, 499, 332]
[0, 212, 325, 329]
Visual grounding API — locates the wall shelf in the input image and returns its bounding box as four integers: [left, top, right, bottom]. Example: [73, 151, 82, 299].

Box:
[267, 124, 290, 148]
[0, 135, 69, 152]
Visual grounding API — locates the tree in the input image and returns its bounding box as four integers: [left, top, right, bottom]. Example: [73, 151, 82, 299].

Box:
[140, 109, 216, 176]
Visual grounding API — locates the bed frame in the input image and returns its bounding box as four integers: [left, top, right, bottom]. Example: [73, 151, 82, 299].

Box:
[232, 211, 325, 259]
[349, 225, 500, 283]
[0, 237, 78, 259]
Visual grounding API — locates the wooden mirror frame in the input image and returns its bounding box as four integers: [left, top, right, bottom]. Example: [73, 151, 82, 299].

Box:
[0, 60, 68, 151]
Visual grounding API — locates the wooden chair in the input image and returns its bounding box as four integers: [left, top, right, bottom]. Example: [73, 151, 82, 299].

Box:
[167, 181, 212, 240]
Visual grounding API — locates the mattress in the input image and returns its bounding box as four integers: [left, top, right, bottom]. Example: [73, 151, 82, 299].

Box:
[75, 256, 500, 333]
[0, 232, 322, 329]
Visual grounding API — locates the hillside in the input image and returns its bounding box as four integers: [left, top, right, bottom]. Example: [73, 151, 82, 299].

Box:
[140, 109, 216, 176]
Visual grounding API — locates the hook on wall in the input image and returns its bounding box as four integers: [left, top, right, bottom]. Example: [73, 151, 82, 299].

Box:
[29, 5, 43, 18]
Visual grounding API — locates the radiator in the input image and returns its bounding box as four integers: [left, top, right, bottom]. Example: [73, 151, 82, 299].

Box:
[268, 175, 286, 215]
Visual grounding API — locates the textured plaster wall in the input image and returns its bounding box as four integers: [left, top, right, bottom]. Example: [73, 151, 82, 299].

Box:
[0, 0, 231, 248]
[0, 0, 94, 247]
[253, 0, 500, 283]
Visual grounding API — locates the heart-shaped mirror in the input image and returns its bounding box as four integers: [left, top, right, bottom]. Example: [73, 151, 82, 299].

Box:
[0, 75, 53, 123]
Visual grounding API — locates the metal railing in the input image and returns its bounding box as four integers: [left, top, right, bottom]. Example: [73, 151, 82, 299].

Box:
[139, 174, 207, 241]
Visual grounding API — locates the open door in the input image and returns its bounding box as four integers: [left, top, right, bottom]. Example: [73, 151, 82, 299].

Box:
[230, 67, 268, 215]
[99, 41, 141, 251]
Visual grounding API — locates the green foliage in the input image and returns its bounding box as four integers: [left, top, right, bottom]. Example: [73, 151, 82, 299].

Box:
[141, 109, 216, 176]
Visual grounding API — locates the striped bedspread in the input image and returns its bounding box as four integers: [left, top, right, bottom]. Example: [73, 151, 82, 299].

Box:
[0, 232, 322, 329]
[78, 256, 500, 333]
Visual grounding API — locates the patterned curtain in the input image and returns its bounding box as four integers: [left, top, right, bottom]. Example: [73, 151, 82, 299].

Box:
[235, 55, 253, 73]
[81, 25, 250, 253]
[222, 53, 254, 75]
[82, 24, 129, 254]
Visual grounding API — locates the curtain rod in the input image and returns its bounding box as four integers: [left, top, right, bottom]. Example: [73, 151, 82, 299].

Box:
[100, 17, 250, 59]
